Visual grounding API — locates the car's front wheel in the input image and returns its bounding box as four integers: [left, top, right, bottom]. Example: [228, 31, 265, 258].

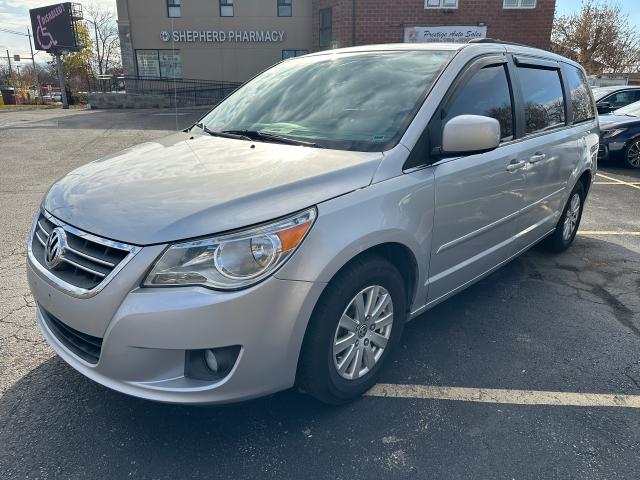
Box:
[298, 255, 406, 404]
[624, 138, 640, 169]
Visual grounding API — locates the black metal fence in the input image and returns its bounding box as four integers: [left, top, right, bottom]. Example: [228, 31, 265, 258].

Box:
[88, 76, 242, 107]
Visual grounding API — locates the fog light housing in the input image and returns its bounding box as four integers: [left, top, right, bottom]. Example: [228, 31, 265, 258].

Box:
[185, 346, 241, 381]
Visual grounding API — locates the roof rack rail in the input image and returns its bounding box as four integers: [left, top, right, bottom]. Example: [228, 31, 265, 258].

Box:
[468, 38, 531, 48]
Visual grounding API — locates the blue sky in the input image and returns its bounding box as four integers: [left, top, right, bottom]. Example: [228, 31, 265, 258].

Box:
[1, 0, 639, 60]
[556, 0, 640, 24]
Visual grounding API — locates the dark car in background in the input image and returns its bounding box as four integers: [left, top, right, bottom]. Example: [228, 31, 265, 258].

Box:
[598, 100, 640, 168]
[592, 86, 640, 114]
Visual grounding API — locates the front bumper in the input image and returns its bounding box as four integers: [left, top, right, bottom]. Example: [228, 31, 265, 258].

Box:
[28, 258, 325, 404]
[598, 140, 627, 160]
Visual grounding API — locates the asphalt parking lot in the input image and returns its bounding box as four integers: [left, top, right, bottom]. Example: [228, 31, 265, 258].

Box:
[0, 108, 639, 479]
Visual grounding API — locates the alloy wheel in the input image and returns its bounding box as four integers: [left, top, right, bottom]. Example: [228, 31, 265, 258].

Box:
[627, 140, 640, 168]
[332, 285, 394, 380]
[562, 192, 581, 241]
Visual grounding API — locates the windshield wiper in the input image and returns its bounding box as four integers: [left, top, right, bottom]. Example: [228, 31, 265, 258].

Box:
[193, 123, 252, 141]
[221, 129, 319, 147]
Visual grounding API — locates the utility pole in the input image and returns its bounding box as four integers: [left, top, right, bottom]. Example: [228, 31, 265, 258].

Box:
[54, 53, 69, 109]
[6, 50, 12, 77]
[27, 27, 41, 99]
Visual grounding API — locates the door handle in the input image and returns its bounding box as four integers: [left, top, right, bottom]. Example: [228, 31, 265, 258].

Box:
[529, 153, 546, 164]
[506, 159, 526, 172]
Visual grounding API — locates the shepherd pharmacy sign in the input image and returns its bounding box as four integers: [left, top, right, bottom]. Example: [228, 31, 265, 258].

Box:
[161, 30, 286, 43]
[404, 25, 487, 44]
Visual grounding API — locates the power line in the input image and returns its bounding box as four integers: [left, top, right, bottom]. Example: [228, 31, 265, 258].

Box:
[0, 26, 29, 37]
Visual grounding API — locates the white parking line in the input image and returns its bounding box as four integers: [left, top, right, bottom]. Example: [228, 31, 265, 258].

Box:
[596, 173, 640, 191]
[366, 384, 640, 408]
[578, 231, 640, 236]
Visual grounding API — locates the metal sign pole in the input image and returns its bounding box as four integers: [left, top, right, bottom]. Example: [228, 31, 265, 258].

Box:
[55, 52, 69, 109]
[27, 28, 42, 99]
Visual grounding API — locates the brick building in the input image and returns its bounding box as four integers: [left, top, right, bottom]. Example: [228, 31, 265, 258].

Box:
[117, 0, 556, 82]
[312, 0, 556, 52]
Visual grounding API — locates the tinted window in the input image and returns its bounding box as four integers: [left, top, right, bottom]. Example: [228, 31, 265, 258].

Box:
[605, 90, 640, 109]
[201, 51, 454, 152]
[445, 64, 513, 140]
[518, 67, 565, 134]
[565, 65, 595, 123]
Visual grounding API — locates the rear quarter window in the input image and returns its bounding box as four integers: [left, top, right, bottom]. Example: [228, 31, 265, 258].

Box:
[564, 65, 595, 124]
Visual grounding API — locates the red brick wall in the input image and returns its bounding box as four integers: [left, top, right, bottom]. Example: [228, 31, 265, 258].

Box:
[311, 0, 556, 51]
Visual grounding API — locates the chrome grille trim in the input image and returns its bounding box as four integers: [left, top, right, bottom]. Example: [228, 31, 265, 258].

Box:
[28, 209, 142, 298]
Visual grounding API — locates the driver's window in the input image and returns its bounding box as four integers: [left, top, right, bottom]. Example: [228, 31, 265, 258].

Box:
[609, 91, 637, 108]
[445, 64, 514, 141]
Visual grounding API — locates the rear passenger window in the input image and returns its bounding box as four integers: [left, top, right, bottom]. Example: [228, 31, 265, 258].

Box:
[518, 67, 566, 134]
[565, 65, 595, 123]
[445, 64, 513, 140]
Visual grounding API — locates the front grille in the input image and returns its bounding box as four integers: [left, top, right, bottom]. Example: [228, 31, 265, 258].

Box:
[31, 212, 134, 292]
[41, 307, 103, 364]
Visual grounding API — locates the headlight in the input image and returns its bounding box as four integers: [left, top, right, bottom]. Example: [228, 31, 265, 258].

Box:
[602, 128, 626, 139]
[144, 208, 316, 290]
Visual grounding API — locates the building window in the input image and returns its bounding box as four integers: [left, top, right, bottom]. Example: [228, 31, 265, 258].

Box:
[278, 0, 292, 17]
[136, 50, 182, 79]
[167, 0, 181, 18]
[282, 49, 309, 59]
[425, 0, 458, 8]
[319, 8, 332, 48]
[220, 0, 234, 17]
[503, 0, 536, 8]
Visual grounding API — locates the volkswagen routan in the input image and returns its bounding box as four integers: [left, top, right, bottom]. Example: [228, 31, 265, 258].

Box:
[27, 40, 598, 404]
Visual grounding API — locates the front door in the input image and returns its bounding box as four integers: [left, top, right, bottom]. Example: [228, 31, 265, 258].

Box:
[426, 58, 527, 304]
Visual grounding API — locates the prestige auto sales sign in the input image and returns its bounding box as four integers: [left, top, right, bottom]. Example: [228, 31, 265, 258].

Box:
[161, 30, 286, 43]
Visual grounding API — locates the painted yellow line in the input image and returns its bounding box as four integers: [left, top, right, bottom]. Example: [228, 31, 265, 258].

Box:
[578, 231, 640, 236]
[595, 173, 640, 191]
[593, 181, 640, 185]
[366, 384, 640, 408]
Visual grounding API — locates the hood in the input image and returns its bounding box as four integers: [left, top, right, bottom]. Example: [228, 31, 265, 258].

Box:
[598, 114, 640, 129]
[44, 132, 382, 245]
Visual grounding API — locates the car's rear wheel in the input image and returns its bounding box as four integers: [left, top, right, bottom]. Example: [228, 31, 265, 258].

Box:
[297, 255, 406, 404]
[624, 139, 640, 169]
[542, 182, 585, 253]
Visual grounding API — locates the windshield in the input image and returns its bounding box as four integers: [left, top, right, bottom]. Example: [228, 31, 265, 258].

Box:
[614, 100, 640, 116]
[199, 50, 454, 151]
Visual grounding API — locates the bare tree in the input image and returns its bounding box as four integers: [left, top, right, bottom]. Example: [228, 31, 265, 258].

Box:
[84, 1, 121, 76]
[552, 0, 640, 74]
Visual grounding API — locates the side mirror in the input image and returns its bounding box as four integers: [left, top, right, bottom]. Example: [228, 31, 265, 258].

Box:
[597, 102, 611, 114]
[442, 115, 501, 155]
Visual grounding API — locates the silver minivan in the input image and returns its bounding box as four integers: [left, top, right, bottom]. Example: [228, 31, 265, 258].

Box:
[27, 41, 598, 404]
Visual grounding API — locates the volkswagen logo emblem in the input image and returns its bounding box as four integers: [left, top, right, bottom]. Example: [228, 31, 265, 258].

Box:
[45, 227, 67, 269]
[160, 31, 171, 42]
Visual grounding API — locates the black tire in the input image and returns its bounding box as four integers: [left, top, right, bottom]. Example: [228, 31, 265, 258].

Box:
[297, 255, 406, 404]
[623, 138, 640, 169]
[542, 181, 585, 253]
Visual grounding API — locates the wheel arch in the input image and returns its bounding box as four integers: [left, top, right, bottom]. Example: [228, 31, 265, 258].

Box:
[294, 241, 419, 389]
